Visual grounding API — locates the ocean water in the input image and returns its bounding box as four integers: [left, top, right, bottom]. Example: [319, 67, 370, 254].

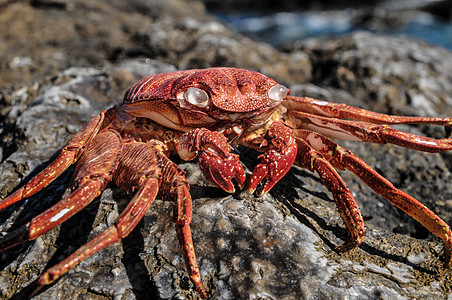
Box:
[215, 10, 452, 50]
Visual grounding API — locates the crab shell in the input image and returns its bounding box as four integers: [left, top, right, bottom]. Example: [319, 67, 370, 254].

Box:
[122, 67, 288, 131]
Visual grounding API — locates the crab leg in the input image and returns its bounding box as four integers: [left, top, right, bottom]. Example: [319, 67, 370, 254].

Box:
[244, 122, 298, 196]
[0, 129, 122, 251]
[294, 134, 365, 251]
[0, 112, 105, 211]
[37, 176, 159, 289]
[172, 180, 207, 298]
[284, 96, 452, 130]
[116, 142, 207, 298]
[288, 111, 452, 152]
[295, 129, 452, 265]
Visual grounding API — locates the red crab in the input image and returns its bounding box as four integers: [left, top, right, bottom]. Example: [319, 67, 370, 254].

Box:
[1, 67, 452, 298]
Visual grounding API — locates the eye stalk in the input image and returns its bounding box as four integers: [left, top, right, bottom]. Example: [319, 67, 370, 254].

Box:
[184, 87, 210, 108]
[268, 84, 288, 102]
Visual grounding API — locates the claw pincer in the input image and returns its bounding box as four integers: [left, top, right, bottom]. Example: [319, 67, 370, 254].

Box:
[177, 128, 246, 193]
[1, 67, 452, 298]
[246, 121, 298, 196]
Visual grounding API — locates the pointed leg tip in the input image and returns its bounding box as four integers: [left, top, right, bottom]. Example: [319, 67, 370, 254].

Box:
[0, 187, 24, 211]
[0, 224, 30, 252]
[224, 187, 235, 194]
[257, 190, 267, 197]
[188, 259, 208, 298]
[334, 236, 363, 254]
[236, 178, 246, 191]
[245, 187, 255, 195]
[244, 186, 268, 197]
[442, 232, 452, 267]
[37, 270, 59, 287]
[194, 283, 208, 299]
[215, 180, 235, 194]
[258, 183, 275, 196]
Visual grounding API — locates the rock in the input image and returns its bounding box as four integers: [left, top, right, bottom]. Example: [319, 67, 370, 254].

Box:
[0, 0, 310, 91]
[0, 1, 451, 299]
[0, 54, 451, 298]
[0, 0, 209, 89]
[124, 16, 311, 85]
[287, 32, 452, 117]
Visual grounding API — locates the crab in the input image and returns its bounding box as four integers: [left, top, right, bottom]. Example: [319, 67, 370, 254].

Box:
[1, 67, 452, 298]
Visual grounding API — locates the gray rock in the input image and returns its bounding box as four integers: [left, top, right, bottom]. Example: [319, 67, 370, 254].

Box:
[287, 32, 452, 118]
[0, 0, 451, 298]
[0, 0, 311, 91]
[131, 16, 311, 85]
[0, 53, 451, 299]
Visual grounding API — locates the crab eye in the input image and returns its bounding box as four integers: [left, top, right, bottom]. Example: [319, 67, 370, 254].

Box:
[268, 84, 288, 102]
[184, 87, 209, 108]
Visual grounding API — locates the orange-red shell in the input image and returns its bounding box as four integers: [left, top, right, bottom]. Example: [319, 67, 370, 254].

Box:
[123, 67, 279, 112]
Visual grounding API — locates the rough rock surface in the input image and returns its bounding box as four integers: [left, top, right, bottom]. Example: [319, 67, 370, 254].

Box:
[0, 0, 310, 90]
[0, 1, 452, 299]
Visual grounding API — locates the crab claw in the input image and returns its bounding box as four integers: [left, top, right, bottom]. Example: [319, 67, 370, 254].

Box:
[247, 122, 298, 196]
[178, 128, 246, 193]
[199, 150, 246, 193]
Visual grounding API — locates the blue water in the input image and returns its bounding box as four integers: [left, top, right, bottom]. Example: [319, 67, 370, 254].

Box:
[215, 11, 452, 50]
[390, 19, 452, 50]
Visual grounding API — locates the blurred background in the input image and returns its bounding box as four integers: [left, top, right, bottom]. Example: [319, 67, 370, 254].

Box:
[203, 0, 452, 48]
